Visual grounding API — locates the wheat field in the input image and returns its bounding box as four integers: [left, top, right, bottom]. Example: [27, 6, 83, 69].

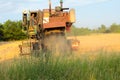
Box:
[76, 33, 120, 52]
[0, 33, 120, 80]
[0, 41, 21, 61]
[0, 33, 120, 61]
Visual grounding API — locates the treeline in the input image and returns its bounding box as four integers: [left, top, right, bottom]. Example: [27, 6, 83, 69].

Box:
[0, 20, 26, 41]
[71, 23, 120, 35]
[0, 20, 120, 41]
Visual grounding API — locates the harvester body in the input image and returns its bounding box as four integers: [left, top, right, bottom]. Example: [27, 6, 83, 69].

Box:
[20, 0, 78, 55]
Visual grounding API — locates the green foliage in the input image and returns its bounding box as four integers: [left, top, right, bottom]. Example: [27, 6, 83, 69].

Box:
[98, 24, 107, 33]
[0, 23, 4, 41]
[70, 26, 93, 36]
[70, 23, 120, 36]
[0, 20, 27, 41]
[0, 19, 120, 40]
[110, 23, 120, 33]
[0, 51, 120, 80]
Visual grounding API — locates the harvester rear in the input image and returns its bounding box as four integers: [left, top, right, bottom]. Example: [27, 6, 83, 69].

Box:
[20, 0, 79, 55]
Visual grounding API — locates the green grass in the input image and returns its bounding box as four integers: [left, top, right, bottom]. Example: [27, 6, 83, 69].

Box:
[0, 51, 120, 80]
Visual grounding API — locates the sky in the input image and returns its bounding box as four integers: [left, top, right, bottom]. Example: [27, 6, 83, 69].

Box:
[0, 0, 120, 29]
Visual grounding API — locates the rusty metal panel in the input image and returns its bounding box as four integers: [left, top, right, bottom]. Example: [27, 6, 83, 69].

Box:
[43, 9, 55, 15]
[43, 22, 66, 29]
[49, 17, 67, 22]
[42, 9, 70, 29]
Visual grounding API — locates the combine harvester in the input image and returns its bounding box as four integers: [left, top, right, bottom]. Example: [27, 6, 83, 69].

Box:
[19, 0, 79, 55]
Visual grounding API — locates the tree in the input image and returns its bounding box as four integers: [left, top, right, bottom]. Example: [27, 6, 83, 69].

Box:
[71, 25, 93, 36]
[3, 20, 26, 41]
[98, 24, 107, 33]
[110, 23, 120, 33]
[0, 23, 4, 40]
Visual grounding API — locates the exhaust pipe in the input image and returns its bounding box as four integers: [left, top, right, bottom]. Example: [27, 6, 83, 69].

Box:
[49, 0, 51, 16]
[60, 0, 63, 8]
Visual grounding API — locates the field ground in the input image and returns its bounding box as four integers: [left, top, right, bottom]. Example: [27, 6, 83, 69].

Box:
[0, 33, 120, 61]
[0, 33, 120, 80]
[77, 33, 120, 52]
[0, 41, 21, 62]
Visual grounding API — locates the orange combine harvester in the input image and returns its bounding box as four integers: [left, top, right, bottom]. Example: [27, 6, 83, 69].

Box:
[20, 0, 79, 55]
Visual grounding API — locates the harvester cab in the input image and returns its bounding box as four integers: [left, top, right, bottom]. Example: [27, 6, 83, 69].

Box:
[20, 0, 79, 55]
